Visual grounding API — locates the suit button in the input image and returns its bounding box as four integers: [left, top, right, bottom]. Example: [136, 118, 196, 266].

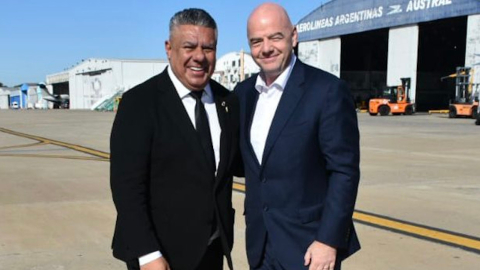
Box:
[345, 228, 351, 241]
[262, 178, 266, 183]
[263, 206, 269, 212]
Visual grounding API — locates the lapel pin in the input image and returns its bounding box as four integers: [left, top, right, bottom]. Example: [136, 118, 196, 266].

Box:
[221, 101, 228, 113]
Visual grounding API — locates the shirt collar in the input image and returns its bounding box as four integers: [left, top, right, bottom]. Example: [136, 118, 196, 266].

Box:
[255, 54, 297, 93]
[168, 65, 213, 102]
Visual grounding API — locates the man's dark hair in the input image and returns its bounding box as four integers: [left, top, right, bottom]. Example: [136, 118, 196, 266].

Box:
[169, 8, 217, 38]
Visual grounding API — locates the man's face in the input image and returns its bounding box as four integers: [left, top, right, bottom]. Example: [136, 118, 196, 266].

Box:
[165, 25, 217, 91]
[247, 14, 297, 84]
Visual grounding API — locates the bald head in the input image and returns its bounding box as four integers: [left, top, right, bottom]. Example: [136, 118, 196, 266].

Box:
[247, 3, 293, 35]
[246, 2, 297, 85]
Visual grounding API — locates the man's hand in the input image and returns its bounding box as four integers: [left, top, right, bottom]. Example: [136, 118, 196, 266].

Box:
[304, 241, 337, 270]
[140, 257, 170, 270]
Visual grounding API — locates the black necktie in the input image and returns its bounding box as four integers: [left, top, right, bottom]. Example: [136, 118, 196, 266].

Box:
[190, 90, 216, 174]
[190, 90, 218, 237]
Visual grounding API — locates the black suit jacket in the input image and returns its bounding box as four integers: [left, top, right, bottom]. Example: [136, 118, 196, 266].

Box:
[110, 69, 239, 270]
[235, 60, 360, 269]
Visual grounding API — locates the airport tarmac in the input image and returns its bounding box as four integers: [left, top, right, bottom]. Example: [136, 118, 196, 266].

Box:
[0, 110, 479, 270]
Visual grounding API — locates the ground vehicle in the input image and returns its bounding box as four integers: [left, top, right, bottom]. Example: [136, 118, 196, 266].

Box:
[369, 78, 415, 116]
[11, 101, 19, 109]
[442, 67, 479, 119]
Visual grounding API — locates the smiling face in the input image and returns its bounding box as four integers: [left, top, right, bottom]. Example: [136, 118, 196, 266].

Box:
[247, 3, 297, 85]
[165, 24, 217, 91]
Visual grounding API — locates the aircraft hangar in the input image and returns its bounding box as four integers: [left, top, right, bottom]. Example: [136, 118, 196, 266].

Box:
[296, 0, 480, 111]
[46, 58, 168, 110]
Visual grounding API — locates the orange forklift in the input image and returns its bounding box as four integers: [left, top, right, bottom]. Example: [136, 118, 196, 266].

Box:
[442, 67, 479, 119]
[369, 78, 415, 116]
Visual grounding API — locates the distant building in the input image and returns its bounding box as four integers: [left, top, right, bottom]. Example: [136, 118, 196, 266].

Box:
[44, 54, 259, 110]
[21, 83, 42, 109]
[212, 51, 260, 90]
[0, 87, 16, 109]
[0, 84, 42, 109]
[46, 58, 169, 109]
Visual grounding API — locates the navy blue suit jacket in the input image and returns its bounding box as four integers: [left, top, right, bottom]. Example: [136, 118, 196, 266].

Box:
[235, 60, 361, 269]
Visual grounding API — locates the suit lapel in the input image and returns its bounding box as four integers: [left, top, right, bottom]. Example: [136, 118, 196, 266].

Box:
[157, 71, 212, 173]
[244, 77, 261, 167]
[211, 84, 230, 185]
[261, 61, 305, 166]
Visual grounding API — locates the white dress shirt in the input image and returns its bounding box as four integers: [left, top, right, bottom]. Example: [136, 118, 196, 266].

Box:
[250, 55, 296, 164]
[139, 66, 221, 266]
[168, 66, 221, 171]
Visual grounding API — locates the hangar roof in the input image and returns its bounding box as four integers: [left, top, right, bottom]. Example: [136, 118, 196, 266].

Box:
[297, 0, 480, 42]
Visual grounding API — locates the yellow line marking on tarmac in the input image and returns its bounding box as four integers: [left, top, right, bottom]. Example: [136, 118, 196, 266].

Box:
[0, 142, 47, 150]
[353, 211, 480, 252]
[233, 182, 246, 192]
[0, 127, 110, 159]
[232, 181, 480, 254]
[0, 153, 108, 161]
[429, 110, 449, 114]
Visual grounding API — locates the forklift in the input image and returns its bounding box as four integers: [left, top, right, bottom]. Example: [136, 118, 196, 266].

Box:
[441, 67, 479, 119]
[369, 78, 415, 116]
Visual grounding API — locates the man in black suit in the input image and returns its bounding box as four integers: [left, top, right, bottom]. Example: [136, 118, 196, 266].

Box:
[110, 8, 239, 270]
[235, 3, 360, 270]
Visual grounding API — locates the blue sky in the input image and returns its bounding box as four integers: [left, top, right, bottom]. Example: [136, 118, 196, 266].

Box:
[0, 0, 327, 86]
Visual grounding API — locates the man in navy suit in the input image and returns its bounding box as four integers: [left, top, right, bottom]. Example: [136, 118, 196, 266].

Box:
[234, 3, 360, 270]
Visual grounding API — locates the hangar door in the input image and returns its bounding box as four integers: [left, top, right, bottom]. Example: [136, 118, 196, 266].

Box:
[341, 28, 389, 110]
[416, 16, 468, 111]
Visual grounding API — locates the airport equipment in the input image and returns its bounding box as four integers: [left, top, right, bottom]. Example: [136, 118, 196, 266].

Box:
[92, 90, 124, 111]
[369, 78, 415, 116]
[441, 67, 479, 119]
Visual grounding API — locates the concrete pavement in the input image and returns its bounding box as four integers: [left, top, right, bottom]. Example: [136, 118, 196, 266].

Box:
[0, 110, 479, 269]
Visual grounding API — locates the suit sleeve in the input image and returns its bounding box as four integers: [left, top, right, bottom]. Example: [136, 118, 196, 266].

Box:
[110, 90, 161, 261]
[316, 79, 360, 250]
